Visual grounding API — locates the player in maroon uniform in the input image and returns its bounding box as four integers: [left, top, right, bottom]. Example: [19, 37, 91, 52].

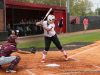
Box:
[0, 35, 32, 73]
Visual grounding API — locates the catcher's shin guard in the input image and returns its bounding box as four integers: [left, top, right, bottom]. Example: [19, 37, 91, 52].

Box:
[9, 56, 21, 69]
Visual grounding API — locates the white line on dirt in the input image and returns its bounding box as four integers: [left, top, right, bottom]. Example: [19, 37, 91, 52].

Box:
[26, 70, 35, 75]
[68, 46, 100, 58]
[91, 64, 100, 69]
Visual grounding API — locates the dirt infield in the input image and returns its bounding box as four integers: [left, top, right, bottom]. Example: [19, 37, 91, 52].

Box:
[0, 40, 100, 75]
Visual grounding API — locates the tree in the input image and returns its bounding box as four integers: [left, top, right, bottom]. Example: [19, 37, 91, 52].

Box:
[69, 0, 93, 16]
[11, 0, 94, 16]
[95, 8, 100, 16]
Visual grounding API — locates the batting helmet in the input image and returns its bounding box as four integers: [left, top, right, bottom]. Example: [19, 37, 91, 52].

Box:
[47, 15, 56, 22]
[7, 35, 17, 44]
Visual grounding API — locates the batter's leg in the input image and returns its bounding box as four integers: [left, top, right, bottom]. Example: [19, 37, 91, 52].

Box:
[52, 34, 68, 60]
[41, 37, 51, 62]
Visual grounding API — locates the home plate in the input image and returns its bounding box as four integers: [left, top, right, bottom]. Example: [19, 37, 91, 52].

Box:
[46, 64, 60, 67]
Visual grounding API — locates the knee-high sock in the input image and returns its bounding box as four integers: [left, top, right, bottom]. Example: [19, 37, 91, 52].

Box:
[61, 48, 66, 55]
[42, 50, 47, 59]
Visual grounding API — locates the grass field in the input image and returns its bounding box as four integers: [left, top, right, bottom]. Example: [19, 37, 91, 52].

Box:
[17, 31, 100, 48]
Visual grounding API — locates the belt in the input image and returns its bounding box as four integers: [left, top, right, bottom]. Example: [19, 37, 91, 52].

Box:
[45, 34, 56, 38]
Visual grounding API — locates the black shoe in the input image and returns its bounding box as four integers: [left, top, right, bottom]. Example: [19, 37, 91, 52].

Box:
[6, 69, 16, 73]
[0, 65, 2, 69]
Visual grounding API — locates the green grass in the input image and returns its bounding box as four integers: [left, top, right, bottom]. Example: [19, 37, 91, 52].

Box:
[17, 31, 100, 48]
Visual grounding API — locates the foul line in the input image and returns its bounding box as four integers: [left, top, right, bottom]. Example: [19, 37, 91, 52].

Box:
[92, 64, 100, 69]
[68, 46, 100, 58]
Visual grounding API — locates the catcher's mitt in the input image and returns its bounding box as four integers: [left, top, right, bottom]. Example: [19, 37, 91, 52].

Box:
[29, 46, 36, 54]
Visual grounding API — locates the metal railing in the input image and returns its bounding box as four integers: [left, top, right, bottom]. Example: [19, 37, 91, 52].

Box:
[13, 23, 43, 36]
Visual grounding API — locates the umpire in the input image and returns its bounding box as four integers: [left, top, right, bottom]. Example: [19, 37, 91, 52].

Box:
[36, 15, 68, 62]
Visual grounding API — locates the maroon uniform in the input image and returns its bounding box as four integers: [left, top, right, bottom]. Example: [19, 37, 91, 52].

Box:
[0, 35, 21, 73]
[0, 43, 18, 57]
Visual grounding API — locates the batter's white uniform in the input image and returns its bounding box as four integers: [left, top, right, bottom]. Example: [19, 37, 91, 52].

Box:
[43, 21, 56, 37]
[42, 21, 62, 51]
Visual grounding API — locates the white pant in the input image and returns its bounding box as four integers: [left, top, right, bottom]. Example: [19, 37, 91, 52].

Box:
[0, 56, 16, 65]
[84, 25, 88, 30]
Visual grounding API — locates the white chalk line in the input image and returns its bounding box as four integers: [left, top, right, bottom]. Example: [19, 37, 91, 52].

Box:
[25, 46, 100, 75]
[68, 46, 100, 58]
[91, 64, 100, 69]
[26, 70, 35, 75]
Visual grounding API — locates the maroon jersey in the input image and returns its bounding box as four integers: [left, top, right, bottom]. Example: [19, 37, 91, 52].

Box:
[0, 43, 18, 57]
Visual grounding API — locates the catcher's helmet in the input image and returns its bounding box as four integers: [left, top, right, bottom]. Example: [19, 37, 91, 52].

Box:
[47, 15, 56, 22]
[7, 35, 17, 44]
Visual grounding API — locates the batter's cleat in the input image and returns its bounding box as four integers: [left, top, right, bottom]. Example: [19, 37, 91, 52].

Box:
[64, 55, 68, 61]
[6, 69, 16, 73]
[41, 59, 45, 63]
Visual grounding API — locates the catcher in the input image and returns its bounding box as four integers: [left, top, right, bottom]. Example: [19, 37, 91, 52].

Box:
[0, 35, 36, 73]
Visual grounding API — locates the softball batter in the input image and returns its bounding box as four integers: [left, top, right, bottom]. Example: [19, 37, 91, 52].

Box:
[0, 35, 33, 73]
[36, 15, 68, 62]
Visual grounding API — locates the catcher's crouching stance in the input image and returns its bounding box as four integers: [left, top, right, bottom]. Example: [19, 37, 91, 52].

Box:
[0, 35, 36, 73]
[36, 15, 68, 63]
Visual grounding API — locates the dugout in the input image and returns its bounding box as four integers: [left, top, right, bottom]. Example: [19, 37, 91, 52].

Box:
[0, 0, 67, 39]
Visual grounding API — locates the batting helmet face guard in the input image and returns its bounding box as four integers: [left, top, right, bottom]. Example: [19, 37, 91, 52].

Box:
[47, 15, 56, 22]
[7, 35, 18, 45]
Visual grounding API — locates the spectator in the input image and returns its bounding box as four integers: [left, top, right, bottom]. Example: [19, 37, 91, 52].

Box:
[6, 22, 12, 37]
[23, 19, 27, 23]
[28, 19, 32, 23]
[31, 19, 34, 23]
[34, 20, 37, 23]
[58, 17, 64, 34]
[20, 19, 24, 24]
[83, 17, 88, 34]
